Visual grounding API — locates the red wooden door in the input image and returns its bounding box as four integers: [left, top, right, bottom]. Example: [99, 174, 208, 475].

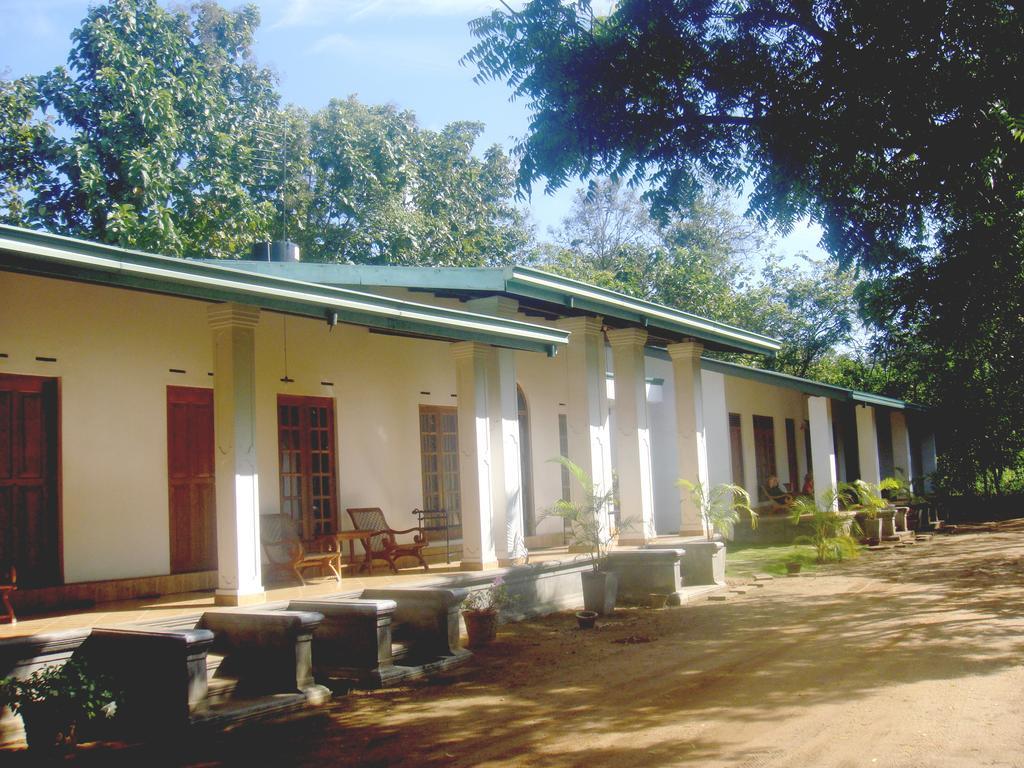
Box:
[0, 374, 60, 587]
[167, 386, 217, 573]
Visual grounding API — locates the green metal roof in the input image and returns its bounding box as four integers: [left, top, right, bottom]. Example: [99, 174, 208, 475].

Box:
[696, 356, 924, 412]
[217, 262, 781, 356]
[0, 226, 568, 356]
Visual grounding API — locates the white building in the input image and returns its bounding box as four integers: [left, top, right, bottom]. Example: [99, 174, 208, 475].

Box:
[0, 226, 936, 612]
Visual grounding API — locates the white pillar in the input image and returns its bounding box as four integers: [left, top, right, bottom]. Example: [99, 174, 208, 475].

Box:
[668, 341, 710, 536]
[855, 405, 882, 485]
[208, 303, 265, 606]
[890, 411, 914, 484]
[468, 298, 527, 566]
[558, 316, 614, 539]
[452, 342, 499, 570]
[920, 428, 938, 493]
[808, 396, 839, 510]
[607, 328, 656, 544]
[703, 371, 731, 490]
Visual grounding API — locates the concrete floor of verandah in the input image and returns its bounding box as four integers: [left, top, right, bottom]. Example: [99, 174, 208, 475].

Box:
[0, 546, 591, 641]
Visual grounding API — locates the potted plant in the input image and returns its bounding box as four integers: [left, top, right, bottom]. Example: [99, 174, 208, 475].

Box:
[545, 456, 620, 616]
[676, 480, 757, 540]
[841, 479, 900, 542]
[2, 657, 119, 752]
[789, 490, 863, 564]
[461, 576, 517, 648]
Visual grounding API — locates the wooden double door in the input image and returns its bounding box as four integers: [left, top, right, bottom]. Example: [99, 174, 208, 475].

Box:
[0, 374, 60, 587]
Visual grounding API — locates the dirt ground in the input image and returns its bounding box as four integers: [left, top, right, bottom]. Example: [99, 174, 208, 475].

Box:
[15, 529, 1024, 767]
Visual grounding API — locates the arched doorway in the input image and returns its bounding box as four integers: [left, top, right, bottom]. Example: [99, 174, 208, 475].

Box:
[517, 385, 537, 536]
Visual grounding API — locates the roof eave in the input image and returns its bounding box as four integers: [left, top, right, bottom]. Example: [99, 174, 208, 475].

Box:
[0, 227, 567, 356]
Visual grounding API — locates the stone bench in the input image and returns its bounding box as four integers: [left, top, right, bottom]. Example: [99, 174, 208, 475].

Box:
[197, 609, 328, 700]
[82, 626, 214, 736]
[289, 587, 471, 689]
[606, 549, 686, 605]
[645, 540, 726, 587]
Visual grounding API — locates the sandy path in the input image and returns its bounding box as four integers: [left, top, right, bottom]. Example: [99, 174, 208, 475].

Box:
[22, 531, 1024, 767]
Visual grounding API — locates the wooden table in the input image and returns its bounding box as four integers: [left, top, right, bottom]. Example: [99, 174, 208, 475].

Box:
[331, 530, 377, 575]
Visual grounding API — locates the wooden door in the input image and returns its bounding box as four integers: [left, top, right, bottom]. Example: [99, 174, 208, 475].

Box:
[728, 413, 745, 488]
[0, 374, 60, 587]
[278, 395, 339, 540]
[167, 386, 216, 573]
[752, 415, 777, 501]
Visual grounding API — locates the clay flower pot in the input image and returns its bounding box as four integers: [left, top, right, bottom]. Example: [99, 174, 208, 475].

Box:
[462, 609, 498, 648]
[576, 610, 598, 630]
[649, 593, 669, 609]
[785, 561, 802, 576]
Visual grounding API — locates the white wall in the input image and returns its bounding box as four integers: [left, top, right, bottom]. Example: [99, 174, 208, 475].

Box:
[720, 376, 809, 504]
[1, 272, 575, 584]
[2, 272, 211, 583]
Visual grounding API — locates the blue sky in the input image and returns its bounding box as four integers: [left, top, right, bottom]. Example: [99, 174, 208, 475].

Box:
[0, 0, 826, 260]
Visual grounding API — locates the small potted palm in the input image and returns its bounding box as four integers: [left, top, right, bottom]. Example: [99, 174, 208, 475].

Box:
[789, 490, 863, 566]
[546, 456, 620, 617]
[676, 480, 757, 540]
[842, 479, 900, 542]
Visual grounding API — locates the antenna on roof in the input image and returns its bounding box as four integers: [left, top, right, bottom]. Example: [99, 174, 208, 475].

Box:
[249, 112, 300, 262]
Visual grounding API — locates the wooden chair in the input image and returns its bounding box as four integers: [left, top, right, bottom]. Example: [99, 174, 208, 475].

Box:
[346, 508, 430, 575]
[0, 564, 15, 624]
[260, 514, 342, 586]
[761, 485, 795, 515]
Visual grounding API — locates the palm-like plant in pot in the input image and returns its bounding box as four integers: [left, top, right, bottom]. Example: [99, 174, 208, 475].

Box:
[789, 490, 862, 564]
[546, 456, 620, 615]
[841, 478, 901, 542]
[676, 480, 757, 540]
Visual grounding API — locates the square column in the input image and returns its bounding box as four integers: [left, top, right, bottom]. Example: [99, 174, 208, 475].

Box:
[890, 411, 914, 483]
[207, 303, 265, 606]
[468, 298, 527, 566]
[557, 316, 614, 540]
[668, 341, 710, 536]
[855, 405, 882, 485]
[919, 428, 938, 493]
[608, 328, 656, 544]
[703, 372, 731, 491]
[808, 396, 839, 510]
[452, 342, 500, 570]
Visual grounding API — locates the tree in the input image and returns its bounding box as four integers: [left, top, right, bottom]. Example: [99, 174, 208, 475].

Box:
[295, 96, 532, 266]
[0, 76, 51, 226]
[467, 1, 1024, 494]
[29, 0, 280, 257]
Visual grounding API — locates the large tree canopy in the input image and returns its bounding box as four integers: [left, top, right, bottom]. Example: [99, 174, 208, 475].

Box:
[33, 0, 281, 257]
[468, 0, 1024, 494]
[0, 0, 532, 265]
[466, 0, 1022, 271]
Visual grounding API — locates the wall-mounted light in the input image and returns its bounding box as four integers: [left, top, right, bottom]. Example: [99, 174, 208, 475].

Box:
[326, 309, 338, 331]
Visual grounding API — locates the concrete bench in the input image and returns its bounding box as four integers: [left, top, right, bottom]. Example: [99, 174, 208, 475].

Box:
[288, 587, 471, 689]
[197, 609, 326, 697]
[645, 540, 727, 586]
[360, 587, 468, 662]
[606, 549, 686, 605]
[82, 626, 214, 735]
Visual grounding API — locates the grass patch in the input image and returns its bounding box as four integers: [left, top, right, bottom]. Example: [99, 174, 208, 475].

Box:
[725, 542, 822, 579]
